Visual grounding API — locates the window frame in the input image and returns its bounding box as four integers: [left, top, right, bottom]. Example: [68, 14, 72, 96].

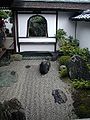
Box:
[27, 15, 48, 37]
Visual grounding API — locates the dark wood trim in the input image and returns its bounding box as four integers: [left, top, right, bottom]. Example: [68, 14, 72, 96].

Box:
[17, 11, 56, 14]
[48, 37, 56, 38]
[75, 21, 77, 39]
[0, 50, 6, 58]
[56, 11, 58, 42]
[16, 11, 20, 52]
[19, 36, 56, 38]
[19, 42, 55, 45]
[19, 37, 29, 38]
[54, 11, 58, 52]
[18, 43, 20, 52]
[12, 10, 16, 52]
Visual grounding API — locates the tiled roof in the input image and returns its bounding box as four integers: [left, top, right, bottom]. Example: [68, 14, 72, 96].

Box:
[11, 1, 90, 11]
[11, 0, 90, 2]
[0, 0, 13, 7]
[71, 9, 90, 21]
[1, 0, 90, 11]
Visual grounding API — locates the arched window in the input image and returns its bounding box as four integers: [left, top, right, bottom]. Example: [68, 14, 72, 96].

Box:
[27, 15, 48, 37]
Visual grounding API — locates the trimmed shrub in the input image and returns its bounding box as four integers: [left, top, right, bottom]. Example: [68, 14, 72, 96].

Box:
[58, 55, 71, 65]
[10, 54, 22, 61]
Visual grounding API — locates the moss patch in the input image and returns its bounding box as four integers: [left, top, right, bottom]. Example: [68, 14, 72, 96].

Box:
[72, 90, 90, 118]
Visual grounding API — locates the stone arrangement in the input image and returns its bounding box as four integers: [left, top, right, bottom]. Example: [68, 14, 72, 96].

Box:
[67, 55, 90, 80]
[51, 51, 64, 61]
[0, 98, 26, 120]
[52, 89, 67, 104]
[39, 60, 51, 75]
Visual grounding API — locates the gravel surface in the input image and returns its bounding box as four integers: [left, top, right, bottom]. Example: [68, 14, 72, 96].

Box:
[0, 60, 77, 120]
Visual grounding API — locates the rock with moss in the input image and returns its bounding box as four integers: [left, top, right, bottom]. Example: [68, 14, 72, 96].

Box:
[59, 65, 68, 78]
[10, 54, 22, 61]
[0, 98, 26, 120]
[67, 55, 90, 80]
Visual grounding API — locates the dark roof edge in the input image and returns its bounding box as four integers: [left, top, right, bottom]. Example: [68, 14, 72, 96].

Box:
[11, 1, 90, 11]
[12, 1, 90, 4]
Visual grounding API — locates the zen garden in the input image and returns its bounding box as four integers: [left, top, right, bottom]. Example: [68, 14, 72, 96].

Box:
[0, 9, 90, 120]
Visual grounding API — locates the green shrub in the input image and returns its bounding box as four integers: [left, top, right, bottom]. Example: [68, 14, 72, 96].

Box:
[72, 79, 90, 89]
[68, 35, 79, 46]
[56, 29, 90, 61]
[87, 64, 90, 70]
[58, 55, 71, 65]
[10, 54, 22, 61]
[56, 29, 67, 41]
[56, 29, 67, 47]
[59, 65, 68, 78]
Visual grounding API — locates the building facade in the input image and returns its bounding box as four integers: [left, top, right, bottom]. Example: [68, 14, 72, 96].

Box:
[1, 0, 90, 52]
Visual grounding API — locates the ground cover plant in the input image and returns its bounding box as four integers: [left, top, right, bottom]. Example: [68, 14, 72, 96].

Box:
[56, 29, 90, 118]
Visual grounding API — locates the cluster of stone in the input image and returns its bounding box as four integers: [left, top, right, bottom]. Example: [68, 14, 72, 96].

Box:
[52, 89, 67, 104]
[0, 98, 26, 120]
[67, 55, 90, 80]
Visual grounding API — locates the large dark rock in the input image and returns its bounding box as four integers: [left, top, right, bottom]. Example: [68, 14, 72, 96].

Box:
[39, 60, 51, 75]
[0, 98, 26, 120]
[51, 51, 64, 61]
[67, 55, 90, 80]
[52, 89, 67, 104]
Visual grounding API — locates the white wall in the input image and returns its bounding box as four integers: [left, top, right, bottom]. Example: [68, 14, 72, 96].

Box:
[18, 13, 56, 37]
[19, 37, 55, 52]
[58, 12, 75, 37]
[17, 13, 56, 52]
[19, 37, 56, 43]
[76, 21, 90, 50]
[20, 44, 55, 52]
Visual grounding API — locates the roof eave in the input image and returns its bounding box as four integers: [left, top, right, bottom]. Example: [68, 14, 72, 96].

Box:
[11, 1, 90, 11]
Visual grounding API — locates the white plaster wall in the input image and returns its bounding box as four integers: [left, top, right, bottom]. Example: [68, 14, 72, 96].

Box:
[18, 14, 56, 37]
[18, 14, 31, 37]
[76, 21, 90, 50]
[20, 44, 55, 52]
[19, 37, 55, 52]
[19, 37, 56, 43]
[58, 12, 75, 37]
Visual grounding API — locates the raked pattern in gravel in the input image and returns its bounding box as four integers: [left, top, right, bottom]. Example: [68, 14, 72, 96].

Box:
[0, 60, 77, 120]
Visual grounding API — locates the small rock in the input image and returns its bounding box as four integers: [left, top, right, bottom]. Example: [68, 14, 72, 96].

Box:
[11, 71, 16, 75]
[25, 65, 31, 68]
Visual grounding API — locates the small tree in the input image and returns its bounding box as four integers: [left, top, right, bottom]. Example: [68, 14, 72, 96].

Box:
[0, 10, 8, 19]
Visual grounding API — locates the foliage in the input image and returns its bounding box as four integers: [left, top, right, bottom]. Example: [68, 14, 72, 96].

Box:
[59, 65, 68, 78]
[0, 10, 8, 19]
[72, 79, 90, 89]
[67, 35, 79, 46]
[56, 29, 67, 41]
[87, 63, 90, 70]
[58, 55, 71, 65]
[56, 29, 90, 61]
[72, 89, 90, 118]
[56, 29, 67, 47]
[29, 15, 47, 37]
[10, 54, 22, 61]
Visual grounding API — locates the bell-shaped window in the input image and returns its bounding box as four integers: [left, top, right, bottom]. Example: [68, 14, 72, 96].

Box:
[27, 15, 48, 37]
